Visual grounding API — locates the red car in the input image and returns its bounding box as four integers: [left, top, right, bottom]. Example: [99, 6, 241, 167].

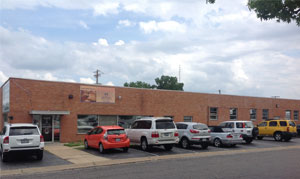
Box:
[84, 126, 130, 153]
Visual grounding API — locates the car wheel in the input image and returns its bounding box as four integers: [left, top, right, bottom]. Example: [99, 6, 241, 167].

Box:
[257, 136, 263, 140]
[201, 143, 209, 149]
[1, 148, 9, 163]
[84, 140, 89, 149]
[141, 138, 149, 151]
[99, 143, 105, 154]
[164, 144, 173, 151]
[123, 147, 129, 152]
[214, 138, 222, 147]
[37, 150, 43, 160]
[180, 137, 190, 149]
[274, 132, 283, 141]
[245, 139, 253, 144]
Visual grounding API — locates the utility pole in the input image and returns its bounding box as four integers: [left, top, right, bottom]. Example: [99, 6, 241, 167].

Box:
[94, 69, 104, 84]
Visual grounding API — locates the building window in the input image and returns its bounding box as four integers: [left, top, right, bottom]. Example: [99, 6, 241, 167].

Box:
[184, 116, 193, 122]
[230, 108, 237, 120]
[250, 109, 256, 120]
[262, 109, 269, 120]
[77, 115, 98, 134]
[285, 110, 291, 119]
[209, 107, 218, 120]
[294, 111, 299, 121]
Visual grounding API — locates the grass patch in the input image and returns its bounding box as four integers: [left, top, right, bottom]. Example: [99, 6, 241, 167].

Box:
[64, 141, 83, 147]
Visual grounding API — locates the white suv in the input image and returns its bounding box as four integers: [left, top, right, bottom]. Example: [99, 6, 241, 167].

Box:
[0, 123, 45, 162]
[219, 121, 258, 144]
[126, 117, 179, 151]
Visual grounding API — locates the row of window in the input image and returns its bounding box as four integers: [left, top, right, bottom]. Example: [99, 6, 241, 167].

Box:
[209, 108, 299, 121]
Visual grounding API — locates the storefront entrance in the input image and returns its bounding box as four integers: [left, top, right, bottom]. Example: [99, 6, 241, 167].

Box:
[42, 115, 53, 142]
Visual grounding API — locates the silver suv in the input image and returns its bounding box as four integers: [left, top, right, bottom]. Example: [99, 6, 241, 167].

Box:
[0, 123, 45, 162]
[126, 117, 179, 151]
[176, 122, 211, 149]
[219, 121, 258, 144]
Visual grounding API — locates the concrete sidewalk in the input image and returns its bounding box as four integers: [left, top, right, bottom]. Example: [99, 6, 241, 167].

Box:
[45, 143, 111, 164]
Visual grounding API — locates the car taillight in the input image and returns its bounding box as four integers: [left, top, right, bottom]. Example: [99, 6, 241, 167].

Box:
[174, 132, 179, 137]
[287, 127, 289, 132]
[208, 129, 211, 133]
[40, 135, 44, 142]
[240, 134, 243, 138]
[3, 136, 9, 144]
[226, 134, 233, 138]
[151, 131, 159, 138]
[190, 129, 200, 134]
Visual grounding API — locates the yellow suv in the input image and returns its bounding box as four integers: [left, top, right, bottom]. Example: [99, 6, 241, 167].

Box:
[257, 119, 297, 141]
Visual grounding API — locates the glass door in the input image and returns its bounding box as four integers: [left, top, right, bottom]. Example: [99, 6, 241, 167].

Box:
[42, 115, 53, 142]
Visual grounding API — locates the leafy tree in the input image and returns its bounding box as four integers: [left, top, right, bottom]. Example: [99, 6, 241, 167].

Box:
[207, 0, 300, 26]
[155, 75, 184, 91]
[124, 81, 156, 89]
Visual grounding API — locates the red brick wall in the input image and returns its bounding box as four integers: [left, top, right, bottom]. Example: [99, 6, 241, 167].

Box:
[5, 78, 300, 142]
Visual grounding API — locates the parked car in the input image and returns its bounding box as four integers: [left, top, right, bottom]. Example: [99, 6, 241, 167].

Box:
[208, 126, 243, 147]
[126, 117, 179, 151]
[84, 126, 130, 153]
[0, 123, 44, 162]
[257, 119, 297, 141]
[219, 121, 258, 144]
[175, 122, 210, 149]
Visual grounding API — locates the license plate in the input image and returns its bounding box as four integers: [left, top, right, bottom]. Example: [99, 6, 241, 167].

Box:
[21, 139, 29, 144]
[164, 133, 170, 137]
[115, 138, 120, 142]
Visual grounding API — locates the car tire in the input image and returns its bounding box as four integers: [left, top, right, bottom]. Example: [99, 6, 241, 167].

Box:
[257, 136, 263, 140]
[164, 144, 173, 151]
[141, 138, 149, 151]
[201, 143, 209, 149]
[84, 140, 89, 149]
[99, 143, 105, 154]
[123, 147, 129, 152]
[274, 132, 283, 141]
[214, 138, 222, 147]
[1, 147, 9, 163]
[245, 139, 253, 144]
[180, 137, 190, 149]
[37, 150, 43, 160]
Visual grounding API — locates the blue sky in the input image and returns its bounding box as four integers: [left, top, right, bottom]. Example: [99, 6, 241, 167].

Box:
[0, 0, 300, 99]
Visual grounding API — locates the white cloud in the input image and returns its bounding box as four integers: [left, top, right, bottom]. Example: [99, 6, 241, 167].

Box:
[114, 40, 125, 46]
[118, 20, 135, 27]
[0, 71, 8, 83]
[139, 20, 186, 34]
[93, 2, 119, 16]
[79, 20, 89, 30]
[105, 81, 114, 86]
[93, 38, 109, 46]
[80, 77, 95, 84]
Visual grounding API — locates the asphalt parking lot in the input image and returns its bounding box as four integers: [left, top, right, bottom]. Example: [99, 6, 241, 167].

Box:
[80, 137, 300, 160]
[0, 151, 71, 170]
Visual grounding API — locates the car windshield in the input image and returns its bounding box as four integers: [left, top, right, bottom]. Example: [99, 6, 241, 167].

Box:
[107, 129, 125, 135]
[156, 120, 175, 129]
[193, 124, 208, 130]
[289, 121, 296, 127]
[9, 127, 39, 136]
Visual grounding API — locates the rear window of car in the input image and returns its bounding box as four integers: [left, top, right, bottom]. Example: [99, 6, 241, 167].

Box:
[193, 124, 208, 130]
[107, 129, 125, 135]
[156, 120, 175, 129]
[236, 122, 244, 128]
[9, 127, 39, 136]
[289, 121, 296, 127]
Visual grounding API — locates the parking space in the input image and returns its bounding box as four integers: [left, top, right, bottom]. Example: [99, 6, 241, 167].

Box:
[78, 138, 300, 160]
[0, 151, 71, 171]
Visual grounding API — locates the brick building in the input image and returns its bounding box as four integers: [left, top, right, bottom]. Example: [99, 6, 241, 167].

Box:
[1, 78, 299, 143]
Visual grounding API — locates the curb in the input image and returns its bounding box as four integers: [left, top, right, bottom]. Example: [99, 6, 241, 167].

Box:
[2, 145, 300, 177]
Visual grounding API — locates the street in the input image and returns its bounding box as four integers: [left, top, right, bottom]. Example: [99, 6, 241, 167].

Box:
[2, 140, 300, 179]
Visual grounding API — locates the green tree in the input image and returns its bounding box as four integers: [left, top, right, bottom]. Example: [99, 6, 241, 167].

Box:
[155, 75, 184, 91]
[207, 0, 300, 26]
[124, 81, 156, 89]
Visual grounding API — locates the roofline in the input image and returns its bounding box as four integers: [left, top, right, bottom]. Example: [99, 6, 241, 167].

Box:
[4, 77, 300, 101]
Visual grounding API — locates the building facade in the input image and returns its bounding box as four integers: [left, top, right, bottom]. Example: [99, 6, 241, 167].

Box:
[1, 78, 299, 143]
